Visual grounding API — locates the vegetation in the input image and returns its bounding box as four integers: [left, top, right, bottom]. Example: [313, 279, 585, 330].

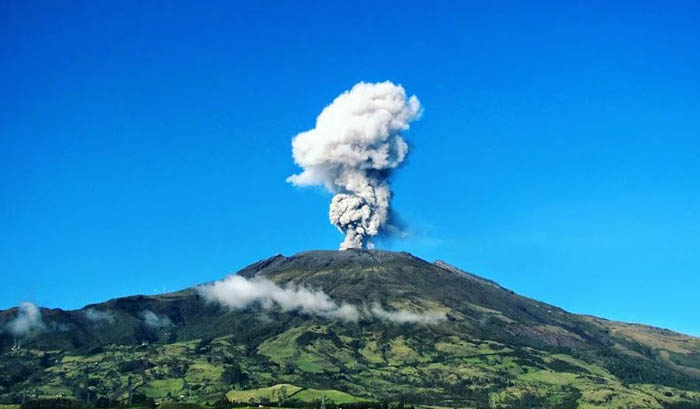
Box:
[1, 249, 700, 408]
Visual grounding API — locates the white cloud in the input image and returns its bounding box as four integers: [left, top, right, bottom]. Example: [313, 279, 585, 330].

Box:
[197, 275, 445, 325]
[83, 308, 115, 324]
[369, 303, 447, 324]
[6, 302, 46, 336]
[141, 310, 173, 329]
[197, 275, 359, 322]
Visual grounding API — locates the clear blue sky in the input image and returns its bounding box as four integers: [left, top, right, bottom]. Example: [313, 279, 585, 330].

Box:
[2, 1, 699, 336]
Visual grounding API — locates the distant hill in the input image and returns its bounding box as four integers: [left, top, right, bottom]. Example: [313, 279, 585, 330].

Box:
[1, 250, 699, 408]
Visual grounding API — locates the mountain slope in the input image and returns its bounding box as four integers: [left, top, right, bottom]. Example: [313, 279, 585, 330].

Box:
[1, 250, 699, 408]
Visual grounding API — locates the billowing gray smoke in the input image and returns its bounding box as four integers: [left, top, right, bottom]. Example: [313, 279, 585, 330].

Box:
[287, 81, 422, 249]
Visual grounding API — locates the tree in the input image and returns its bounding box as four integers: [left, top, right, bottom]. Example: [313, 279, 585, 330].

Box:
[196, 337, 213, 354]
[279, 386, 288, 405]
[221, 363, 248, 386]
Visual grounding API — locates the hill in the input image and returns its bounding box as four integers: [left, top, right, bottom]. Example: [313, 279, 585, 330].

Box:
[1, 250, 699, 408]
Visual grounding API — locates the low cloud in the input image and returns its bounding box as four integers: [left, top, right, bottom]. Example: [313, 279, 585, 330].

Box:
[83, 308, 115, 324]
[198, 275, 359, 322]
[369, 303, 447, 324]
[6, 302, 46, 336]
[197, 275, 445, 325]
[141, 310, 173, 329]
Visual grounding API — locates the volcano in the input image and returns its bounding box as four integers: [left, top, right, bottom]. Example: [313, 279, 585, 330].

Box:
[1, 250, 699, 408]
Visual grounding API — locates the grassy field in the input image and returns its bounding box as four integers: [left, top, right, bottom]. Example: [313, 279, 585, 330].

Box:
[292, 387, 367, 403]
[4, 330, 700, 408]
[225, 383, 365, 404]
[139, 379, 186, 399]
[159, 404, 209, 409]
[226, 384, 303, 402]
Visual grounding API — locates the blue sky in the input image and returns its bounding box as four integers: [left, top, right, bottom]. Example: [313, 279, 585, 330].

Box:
[1, 1, 699, 336]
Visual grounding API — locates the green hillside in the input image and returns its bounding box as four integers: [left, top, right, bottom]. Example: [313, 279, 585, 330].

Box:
[1, 250, 699, 408]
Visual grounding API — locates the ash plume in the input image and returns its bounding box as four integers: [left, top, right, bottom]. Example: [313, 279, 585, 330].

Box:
[5, 302, 46, 337]
[287, 81, 422, 249]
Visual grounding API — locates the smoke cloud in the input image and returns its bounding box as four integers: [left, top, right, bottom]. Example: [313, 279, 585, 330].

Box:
[197, 275, 445, 325]
[141, 310, 173, 329]
[6, 302, 46, 336]
[197, 275, 360, 322]
[287, 81, 422, 249]
[83, 308, 115, 324]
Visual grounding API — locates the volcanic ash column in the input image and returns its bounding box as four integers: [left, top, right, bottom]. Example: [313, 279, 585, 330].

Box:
[287, 81, 421, 249]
